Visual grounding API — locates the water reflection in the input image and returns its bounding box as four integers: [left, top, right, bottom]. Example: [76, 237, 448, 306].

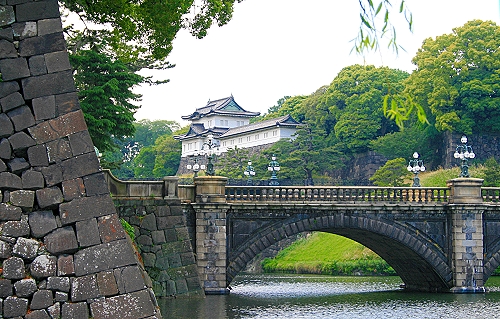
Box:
[159, 274, 500, 319]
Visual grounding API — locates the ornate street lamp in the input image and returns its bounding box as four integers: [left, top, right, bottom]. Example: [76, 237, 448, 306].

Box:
[244, 160, 255, 185]
[267, 154, 280, 186]
[186, 152, 205, 178]
[200, 133, 220, 176]
[454, 135, 475, 178]
[407, 152, 425, 187]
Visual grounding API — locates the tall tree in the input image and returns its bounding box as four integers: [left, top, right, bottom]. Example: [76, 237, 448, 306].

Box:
[369, 157, 411, 186]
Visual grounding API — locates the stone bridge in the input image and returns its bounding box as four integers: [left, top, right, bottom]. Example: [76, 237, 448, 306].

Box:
[105, 172, 500, 295]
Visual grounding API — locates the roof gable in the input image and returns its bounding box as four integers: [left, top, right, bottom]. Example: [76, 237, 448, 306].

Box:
[182, 96, 260, 120]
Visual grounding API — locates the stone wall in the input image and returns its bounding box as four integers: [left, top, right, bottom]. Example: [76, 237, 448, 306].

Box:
[0, 1, 160, 318]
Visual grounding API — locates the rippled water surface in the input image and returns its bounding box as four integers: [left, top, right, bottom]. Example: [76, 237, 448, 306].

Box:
[159, 274, 500, 318]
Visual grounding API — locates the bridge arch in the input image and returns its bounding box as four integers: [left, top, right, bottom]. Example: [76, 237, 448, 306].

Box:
[227, 212, 453, 292]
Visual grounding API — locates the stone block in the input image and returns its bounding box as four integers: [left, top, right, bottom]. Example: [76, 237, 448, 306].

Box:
[0, 172, 23, 189]
[7, 104, 35, 131]
[47, 276, 70, 292]
[29, 210, 57, 238]
[30, 255, 57, 279]
[73, 239, 136, 276]
[75, 218, 100, 247]
[59, 194, 115, 225]
[142, 253, 156, 268]
[29, 54, 47, 76]
[0, 91, 24, 112]
[97, 271, 119, 296]
[3, 219, 30, 237]
[45, 50, 71, 73]
[9, 189, 34, 208]
[40, 164, 63, 186]
[12, 21, 37, 40]
[7, 157, 30, 174]
[0, 57, 30, 81]
[0, 80, 19, 99]
[44, 226, 78, 255]
[136, 234, 153, 247]
[47, 138, 72, 162]
[29, 110, 87, 144]
[48, 302, 61, 318]
[141, 213, 157, 231]
[116, 266, 146, 293]
[38, 18, 63, 36]
[22, 70, 75, 100]
[18, 31, 66, 56]
[83, 172, 109, 196]
[0, 202, 22, 221]
[55, 92, 80, 115]
[70, 274, 99, 302]
[30, 290, 53, 310]
[2, 256, 25, 279]
[61, 152, 100, 181]
[54, 291, 68, 302]
[0, 239, 12, 258]
[36, 186, 63, 209]
[151, 230, 166, 244]
[0, 113, 14, 137]
[0, 278, 13, 298]
[90, 289, 156, 319]
[16, 1, 60, 21]
[9, 131, 36, 154]
[68, 130, 94, 156]
[98, 214, 126, 243]
[3, 296, 28, 317]
[0, 38, 16, 58]
[12, 237, 39, 260]
[32, 95, 55, 121]
[0, 137, 11, 159]
[61, 177, 85, 201]
[57, 254, 74, 276]
[0, 5, 15, 27]
[22, 169, 45, 190]
[27, 144, 49, 167]
[61, 301, 89, 319]
[26, 309, 51, 319]
[14, 278, 37, 297]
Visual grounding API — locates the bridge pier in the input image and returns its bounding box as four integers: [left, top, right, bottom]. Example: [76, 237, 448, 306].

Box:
[448, 178, 486, 292]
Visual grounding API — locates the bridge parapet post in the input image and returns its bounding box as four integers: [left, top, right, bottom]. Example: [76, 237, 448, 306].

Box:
[447, 178, 486, 292]
[194, 176, 228, 203]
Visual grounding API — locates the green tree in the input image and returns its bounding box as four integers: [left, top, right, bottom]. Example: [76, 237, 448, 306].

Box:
[216, 146, 251, 178]
[369, 157, 411, 186]
[152, 135, 182, 177]
[483, 157, 500, 187]
[405, 20, 500, 135]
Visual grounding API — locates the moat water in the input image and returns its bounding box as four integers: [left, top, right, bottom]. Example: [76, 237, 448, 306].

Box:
[159, 274, 500, 318]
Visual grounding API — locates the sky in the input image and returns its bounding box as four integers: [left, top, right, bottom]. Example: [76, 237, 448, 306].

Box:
[133, 0, 500, 125]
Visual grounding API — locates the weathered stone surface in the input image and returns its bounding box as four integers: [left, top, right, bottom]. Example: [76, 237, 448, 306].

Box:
[16, 1, 61, 22]
[116, 266, 147, 294]
[12, 21, 36, 40]
[40, 164, 63, 186]
[30, 289, 53, 310]
[45, 50, 71, 73]
[38, 18, 63, 36]
[27, 144, 49, 167]
[61, 178, 85, 201]
[57, 254, 75, 276]
[59, 195, 115, 225]
[54, 291, 68, 302]
[9, 189, 34, 208]
[151, 230, 166, 245]
[0, 278, 13, 298]
[141, 213, 157, 231]
[61, 152, 100, 180]
[0, 57, 30, 81]
[55, 92, 80, 115]
[12, 237, 39, 260]
[32, 95, 55, 121]
[98, 214, 126, 243]
[0, 171, 22, 189]
[47, 138, 71, 162]
[0, 137, 11, 159]
[0, 91, 24, 112]
[90, 289, 156, 319]
[7, 104, 35, 131]
[36, 186, 63, 209]
[68, 130, 94, 156]
[29, 210, 57, 238]
[61, 301, 89, 319]
[0, 202, 22, 221]
[0, 6, 15, 27]
[22, 70, 75, 100]
[19, 31, 66, 57]
[75, 218, 100, 247]
[74, 239, 137, 276]
[0, 38, 16, 58]
[97, 271, 118, 296]
[7, 157, 30, 174]
[0, 239, 12, 258]
[22, 169, 45, 190]
[3, 219, 30, 237]
[26, 309, 51, 319]
[14, 278, 37, 297]
[44, 226, 78, 255]
[29, 54, 47, 76]
[2, 256, 25, 279]
[46, 276, 70, 292]
[83, 172, 109, 196]
[28, 110, 87, 143]
[70, 274, 99, 302]
[3, 296, 28, 317]
[9, 131, 36, 153]
[30, 255, 57, 279]
[0, 112, 14, 137]
[0, 80, 19, 99]
[47, 302, 61, 319]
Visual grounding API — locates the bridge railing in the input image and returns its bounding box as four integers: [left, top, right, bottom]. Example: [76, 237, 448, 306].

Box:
[225, 186, 450, 203]
[482, 187, 500, 202]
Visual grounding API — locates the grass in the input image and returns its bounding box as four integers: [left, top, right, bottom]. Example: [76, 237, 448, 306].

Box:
[418, 164, 485, 187]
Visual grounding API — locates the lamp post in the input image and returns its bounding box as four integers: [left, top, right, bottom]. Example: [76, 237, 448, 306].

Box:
[186, 152, 205, 178]
[454, 135, 475, 178]
[244, 160, 255, 185]
[200, 133, 220, 176]
[267, 154, 280, 186]
[407, 152, 425, 187]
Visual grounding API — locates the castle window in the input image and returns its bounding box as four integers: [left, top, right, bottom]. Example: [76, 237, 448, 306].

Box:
[264, 132, 268, 138]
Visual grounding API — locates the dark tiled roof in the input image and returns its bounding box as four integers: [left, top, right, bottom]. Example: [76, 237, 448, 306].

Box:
[181, 96, 260, 120]
[219, 114, 300, 138]
[173, 124, 229, 141]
